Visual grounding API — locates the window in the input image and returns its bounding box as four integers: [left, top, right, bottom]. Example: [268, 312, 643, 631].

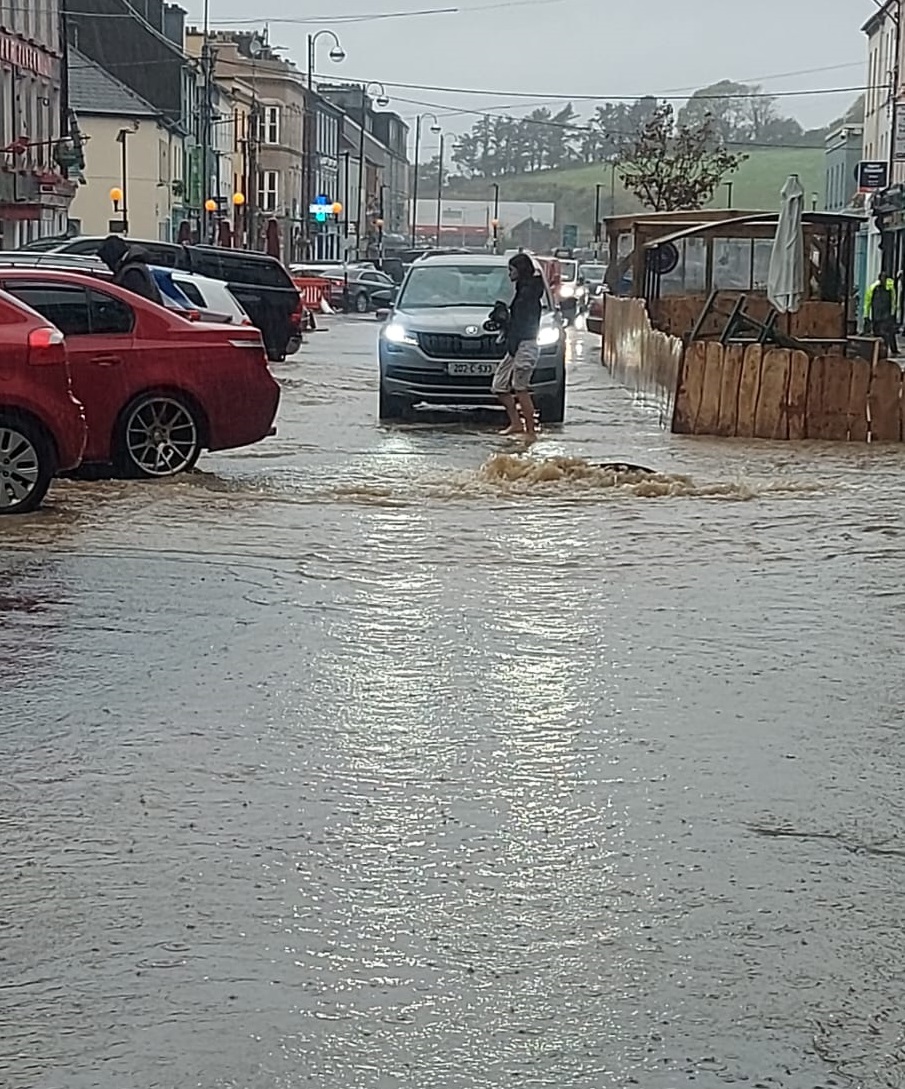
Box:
[89, 289, 134, 335]
[399, 264, 531, 310]
[189, 252, 225, 280]
[217, 253, 292, 289]
[712, 238, 755, 291]
[263, 106, 280, 145]
[177, 280, 206, 307]
[4, 283, 91, 335]
[258, 170, 278, 213]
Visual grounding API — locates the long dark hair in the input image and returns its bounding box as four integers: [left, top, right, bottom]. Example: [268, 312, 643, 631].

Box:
[508, 252, 535, 283]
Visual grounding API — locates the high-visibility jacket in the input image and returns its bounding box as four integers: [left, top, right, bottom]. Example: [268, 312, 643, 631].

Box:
[865, 277, 897, 319]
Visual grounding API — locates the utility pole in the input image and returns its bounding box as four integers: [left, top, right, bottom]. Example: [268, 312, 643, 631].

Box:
[410, 113, 440, 248]
[247, 98, 260, 250]
[491, 181, 500, 253]
[593, 182, 602, 259]
[306, 35, 315, 260]
[200, 0, 213, 243]
[410, 116, 421, 248]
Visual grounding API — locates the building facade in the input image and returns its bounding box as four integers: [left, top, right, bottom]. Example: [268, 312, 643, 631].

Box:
[306, 91, 342, 260]
[68, 49, 180, 239]
[0, 0, 77, 247]
[64, 0, 199, 240]
[370, 110, 410, 238]
[860, 0, 899, 300]
[187, 30, 305, 260]
[825, 126, 864, 213]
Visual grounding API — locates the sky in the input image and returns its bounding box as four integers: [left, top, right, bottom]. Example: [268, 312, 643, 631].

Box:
[181, 0, 882, 158]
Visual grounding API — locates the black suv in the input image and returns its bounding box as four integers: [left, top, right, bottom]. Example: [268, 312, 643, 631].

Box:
[41, 237, 300, 361]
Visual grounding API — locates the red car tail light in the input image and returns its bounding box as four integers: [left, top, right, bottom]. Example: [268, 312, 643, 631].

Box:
[27, 325, 66, 365]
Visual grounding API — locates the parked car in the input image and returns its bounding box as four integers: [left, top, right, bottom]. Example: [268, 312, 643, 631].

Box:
[32, 237, 301, 362]
[0, 270, 280, 478]
[346, 268, 397, 313]
[0, 289, 87, 514]
[290, 265, 397, 313]
[555, 259, 586, 322]
[579, 263, 607, 296]
[378, 253, 565, 423]
[168, 270, 252, 326]
[586, 283, 610, 336]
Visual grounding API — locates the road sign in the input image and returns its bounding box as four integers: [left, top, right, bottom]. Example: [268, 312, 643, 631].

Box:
[857, 160, 889, 193]
[561, 223, 578, 249]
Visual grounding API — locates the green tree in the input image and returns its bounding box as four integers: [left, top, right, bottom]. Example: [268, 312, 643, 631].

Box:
[617, 103, 747, 212]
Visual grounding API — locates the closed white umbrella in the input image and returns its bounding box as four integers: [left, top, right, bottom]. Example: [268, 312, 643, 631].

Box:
[767, 173, 805, 314]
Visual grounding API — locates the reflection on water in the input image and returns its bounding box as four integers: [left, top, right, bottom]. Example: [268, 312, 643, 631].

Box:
[3, 321, 905, 1089]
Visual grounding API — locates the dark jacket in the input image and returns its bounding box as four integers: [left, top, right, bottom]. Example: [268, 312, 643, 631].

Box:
[114, 256, 163, 305]
[96, 236, 163, 306]
[506, 274, 544, 353]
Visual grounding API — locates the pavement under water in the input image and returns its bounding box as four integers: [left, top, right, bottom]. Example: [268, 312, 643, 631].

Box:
[2, 318, 905, 1089]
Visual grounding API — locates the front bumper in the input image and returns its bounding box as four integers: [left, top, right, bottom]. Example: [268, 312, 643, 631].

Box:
[380, 345, 564, 406]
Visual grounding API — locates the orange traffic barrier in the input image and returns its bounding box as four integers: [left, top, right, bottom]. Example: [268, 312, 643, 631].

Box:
[292, 277, 331, 309]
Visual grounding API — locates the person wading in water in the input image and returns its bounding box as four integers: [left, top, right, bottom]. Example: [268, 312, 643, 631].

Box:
[865, 269, 899, 356]
[490, 253, 543, 441]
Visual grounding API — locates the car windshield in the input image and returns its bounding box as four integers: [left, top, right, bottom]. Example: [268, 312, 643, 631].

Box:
[399, 263, 516, 309]
[580, 264, 606, 283]
[560, 260, 578, 281]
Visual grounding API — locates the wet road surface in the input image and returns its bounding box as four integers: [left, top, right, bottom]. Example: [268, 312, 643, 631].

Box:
[3, 317, 905, 1089]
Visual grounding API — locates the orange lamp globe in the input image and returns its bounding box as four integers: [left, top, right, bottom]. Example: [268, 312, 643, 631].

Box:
[232, 192, 246, 206]
[109, 187, 123, 203]
[204, 198, 218, 213]
[332, 201, 342, 215]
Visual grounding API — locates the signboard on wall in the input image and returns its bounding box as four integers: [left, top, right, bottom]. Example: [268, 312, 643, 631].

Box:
[858, 160, 889, 192]
[894, 110, 905, 162]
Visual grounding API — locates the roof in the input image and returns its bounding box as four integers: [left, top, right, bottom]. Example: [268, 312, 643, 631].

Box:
[68, 48, 161, 119]
[862, 0, 896, 34]
[414, 252, 510, 266]
[644, 211, 865, 250]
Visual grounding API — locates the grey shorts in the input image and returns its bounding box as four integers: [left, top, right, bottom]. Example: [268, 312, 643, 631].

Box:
[492, 339, 539, 394]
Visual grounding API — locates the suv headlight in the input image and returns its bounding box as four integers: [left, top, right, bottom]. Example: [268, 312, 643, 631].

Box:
[383, 321, 417, 345]
[537, 325, 561, 347]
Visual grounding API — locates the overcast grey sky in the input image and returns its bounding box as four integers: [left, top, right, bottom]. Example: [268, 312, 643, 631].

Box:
[183, 0, 879, 151]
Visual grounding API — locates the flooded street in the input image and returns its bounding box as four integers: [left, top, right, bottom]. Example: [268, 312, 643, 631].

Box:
[4, 317, 905, 1089]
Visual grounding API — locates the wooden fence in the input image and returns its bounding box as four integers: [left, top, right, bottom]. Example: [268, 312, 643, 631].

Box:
[674, 341, 904, 442]
[601, 296, 684, 426]
[600, 296, 903, 442]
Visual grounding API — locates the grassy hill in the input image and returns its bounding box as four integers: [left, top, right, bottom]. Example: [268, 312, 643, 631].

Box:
[444, 147, 825, 241]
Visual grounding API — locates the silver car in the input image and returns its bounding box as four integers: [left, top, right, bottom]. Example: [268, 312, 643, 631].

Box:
[378, 254, 566, 422]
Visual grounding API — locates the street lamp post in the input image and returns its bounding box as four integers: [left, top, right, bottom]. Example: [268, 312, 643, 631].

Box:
[379, 183, 389, 264]
[410, 113, 440, 248]
[594, 182, 602, 259]
[115, 127, 132, 234]
[358, 82, 389, 259]
[491, 182, 500, 253]
[435, 132, 444, 246]
[305, 30, 345, 259]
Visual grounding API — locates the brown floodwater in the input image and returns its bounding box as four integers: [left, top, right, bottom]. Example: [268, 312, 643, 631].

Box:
[2, 318, 905, 1089]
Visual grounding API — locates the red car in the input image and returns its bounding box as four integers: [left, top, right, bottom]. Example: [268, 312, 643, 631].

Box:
[0, 270, 280, 478]
[0, 289, 87, 514]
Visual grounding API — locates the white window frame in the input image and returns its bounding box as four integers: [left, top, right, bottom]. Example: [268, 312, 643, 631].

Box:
[263, 105, 280, 146]
[259, 169, 279, 213]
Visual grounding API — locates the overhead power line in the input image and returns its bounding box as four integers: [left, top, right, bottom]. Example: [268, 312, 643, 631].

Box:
[327, 75, 876, 103]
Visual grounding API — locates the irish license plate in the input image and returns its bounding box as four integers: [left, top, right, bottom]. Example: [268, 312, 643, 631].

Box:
[448, 361, 494, 376]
